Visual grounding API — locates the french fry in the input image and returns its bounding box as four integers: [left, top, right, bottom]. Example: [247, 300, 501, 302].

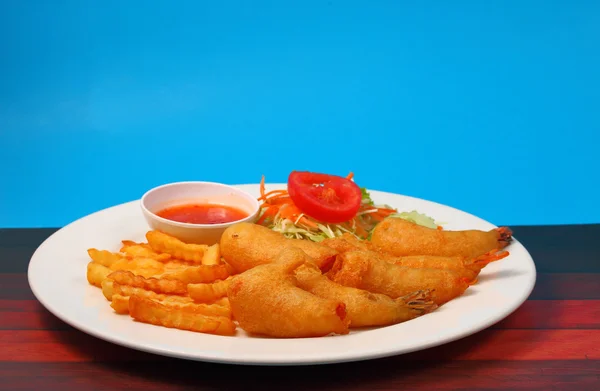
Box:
[101, 279, 114, 300]
[87, 233, 241, 335]
[105, 280, 231, 317]
[146, 230, 208, 262]
[202, 244, 221, 266]
[128, 295, 236, 336]
[188, 278, 231, 303]
[109, 284, 231, 317]
[87, 249, 124, 267]
[214, 297, 230, 308]
[108, 270, 188, 295]
[120, 241, 172, 261]
[111, 294, 130, 314]
[160, 264, 230, 284]
[87, 262, 112, 287]
[109, 257, 165, 278]
[113, 283, 193, 305]
[163, 260, 196, 272]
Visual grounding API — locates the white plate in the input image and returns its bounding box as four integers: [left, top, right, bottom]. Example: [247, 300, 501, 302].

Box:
[28, 184, 536, 365]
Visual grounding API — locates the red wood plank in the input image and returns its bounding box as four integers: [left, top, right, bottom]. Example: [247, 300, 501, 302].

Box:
[0, 330, 156, 362]
[0, 312, 70, 330]
[2, 300, 599, 331]
[0, 300, 43, 311]
[408, 329, 600, 361]
[0, 329, 598, 363]
[492, 300, 600, 329]
[0, 361, 598, 391]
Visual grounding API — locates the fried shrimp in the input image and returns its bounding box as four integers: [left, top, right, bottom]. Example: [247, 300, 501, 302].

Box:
[220, 222, 338, 273]
[327, 251, 470, 305]
[322, 233, 508, 283]
[227, 248, 349, 338]
[371, 218, 512, 259]
[389, 251, 509, 283]
[294, 263, 437, 328]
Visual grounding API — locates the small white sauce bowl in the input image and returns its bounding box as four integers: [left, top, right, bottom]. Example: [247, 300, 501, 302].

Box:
[141, 182, 260, 245]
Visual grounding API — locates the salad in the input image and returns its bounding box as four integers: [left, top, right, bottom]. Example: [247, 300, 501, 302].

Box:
[256, 171, 437, 242]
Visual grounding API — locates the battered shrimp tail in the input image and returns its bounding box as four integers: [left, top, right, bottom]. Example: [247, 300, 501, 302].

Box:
[496, 227, 513, 248]
[397, 290, 438, 315]
[465, 249, 511, 272]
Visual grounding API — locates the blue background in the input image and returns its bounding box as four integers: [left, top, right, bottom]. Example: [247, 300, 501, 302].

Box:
[1, 0, 599, 228]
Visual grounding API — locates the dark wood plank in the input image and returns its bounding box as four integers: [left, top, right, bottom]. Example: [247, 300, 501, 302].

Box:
[0, 360, 598, 391]
[2, 299, 599, 331]
[511, 225, 600, 273]
[2, 225, 600, 274]
[0, 228, 58, 273]
[1, 329, 598, 362]
[529, 273, 600, 300]
[0, 274, 35, 300]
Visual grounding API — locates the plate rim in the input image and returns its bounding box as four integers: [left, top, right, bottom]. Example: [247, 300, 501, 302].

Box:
[27, 184, 537, 365]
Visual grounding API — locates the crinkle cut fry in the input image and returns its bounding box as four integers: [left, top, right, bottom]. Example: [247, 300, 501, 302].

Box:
[107, 270, 188, 295]
[188, 278, 231, 303]
[110, 285, 231, 318]
[160, 264, 230, 284]
[128, 295, 236, 336]
[146, 230, 208, 263]
[87, 262, 112, 287]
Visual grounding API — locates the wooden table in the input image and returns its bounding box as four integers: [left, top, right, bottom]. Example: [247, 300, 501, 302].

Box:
[1, 226, 599, 390]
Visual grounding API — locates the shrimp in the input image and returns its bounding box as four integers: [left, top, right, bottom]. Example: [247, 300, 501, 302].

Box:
[389, 250, 509, 283]
[370, 218, 513, 259]
[227, 248, 349, 338]
[327, 251, 470, 306]
[294, 263, 437, 328]
[220, 223, 338, 273]
[322, 233, 508, 283]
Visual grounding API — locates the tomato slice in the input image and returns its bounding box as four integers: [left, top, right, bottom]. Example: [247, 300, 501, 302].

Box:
[287, 171, 362, 224]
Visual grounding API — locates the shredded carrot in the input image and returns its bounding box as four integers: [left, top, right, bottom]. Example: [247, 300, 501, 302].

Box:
[256, 206, 279, 225]
[279, 204, 301, 220]
[353, 222, 369, 238]
[258, 189, 288, 201]
[370, 210, 395, 221]
[260, 175, 266, 199]
[376, 207, 397, 214]
[346, 172, 354, 180]
[298, 216, 319, 229]
[437, 225, 444, 231]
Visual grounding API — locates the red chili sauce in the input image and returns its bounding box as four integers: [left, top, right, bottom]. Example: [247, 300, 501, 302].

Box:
[156, 203, 248, 225]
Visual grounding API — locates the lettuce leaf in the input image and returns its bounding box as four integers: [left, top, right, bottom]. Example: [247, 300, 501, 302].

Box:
[388, 210, 437, 229]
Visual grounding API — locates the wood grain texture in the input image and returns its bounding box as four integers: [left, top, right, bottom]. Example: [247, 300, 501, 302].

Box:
[1, 226, 599, 391]
[0, 329, 598, 363]
[492, 300, 600, 329]
[2, 299, 599, 331]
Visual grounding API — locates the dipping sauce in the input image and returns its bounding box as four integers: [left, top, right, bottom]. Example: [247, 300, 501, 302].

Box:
[156, 203, 249, 225]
